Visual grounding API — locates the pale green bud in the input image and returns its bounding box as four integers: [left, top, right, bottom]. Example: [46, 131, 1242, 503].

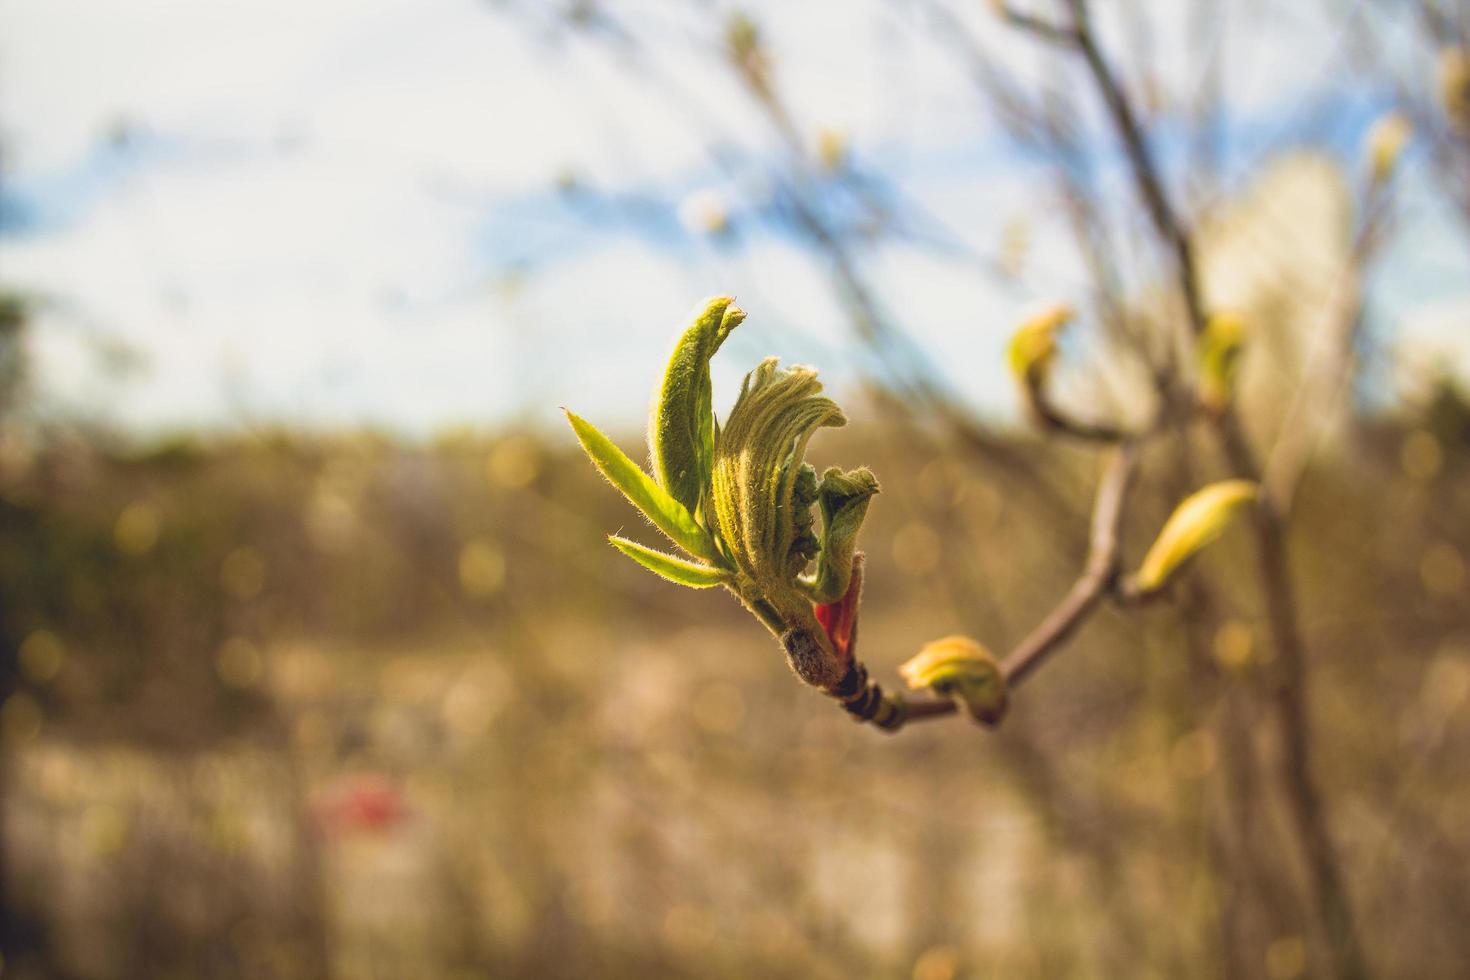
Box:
[899, 635, 1008, 725]
[1134, 480, 1258, 592]
[1007, 303, 1072, 387]
[1198, 311, 1247, 414]
[1365, 112, 1412, 184]
[1439, 48, 1470, 125]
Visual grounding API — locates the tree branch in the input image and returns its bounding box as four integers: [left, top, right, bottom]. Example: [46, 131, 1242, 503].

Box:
[1007, 0, 1205, 336]
[1023, 380, 1138, 444]
[834, 440, 1140, 731]
[985, 3, 1375, 972]
[849, 441, 1139, 732]
[1000, 439, 1137, 684]
[992, 2, 1074, 44]
[1061, 0, 1206, 336]
[1005, 3, 1372, 975]
[1262, 186, 1392, 517]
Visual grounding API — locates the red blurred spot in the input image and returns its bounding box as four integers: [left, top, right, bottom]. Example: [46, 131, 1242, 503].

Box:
[313, 774, 408, 837]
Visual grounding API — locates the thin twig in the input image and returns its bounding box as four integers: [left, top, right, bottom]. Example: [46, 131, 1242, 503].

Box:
[1262, 185, 1392, 517]
[994, 3, 1074, 44]
[1008, 0, 1205, 336]
[842, 443, 1138, 731]
[1025, 383, 1136, 444]
[1001, 440, 1137, 684]
[737, 71, 1083, 527]
[1061, 0, 1206, 337]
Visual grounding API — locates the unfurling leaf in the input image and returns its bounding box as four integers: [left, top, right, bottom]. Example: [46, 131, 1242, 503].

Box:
[565, 409, 721, 563]
[899, 635, 1008, 725]
[650, 296, 746, 517]
[807, 467, 880, 604]
[710, 357, 845, 602]
[608, 536, 732, 589]
[570, 296, 884, 705]
[1198, 311, 1247, 413]
[1135, 480, 1258, 591]
[1007, 303, 1072, 386]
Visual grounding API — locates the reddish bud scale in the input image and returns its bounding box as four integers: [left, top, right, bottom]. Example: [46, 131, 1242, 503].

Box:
[814, 556, 864, 662]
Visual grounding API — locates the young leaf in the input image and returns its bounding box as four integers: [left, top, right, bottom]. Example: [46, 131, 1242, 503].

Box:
[650, 296, 746, 517]
[609, 536, 732, 589]
[1135, 480, 1258, 591]
[565, 409, 722, 563]
[709, 358, 845, 594]
[807, 466, 879, 604]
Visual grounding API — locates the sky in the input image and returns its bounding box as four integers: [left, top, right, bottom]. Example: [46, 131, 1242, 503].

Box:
[1, 0, 1467, 436]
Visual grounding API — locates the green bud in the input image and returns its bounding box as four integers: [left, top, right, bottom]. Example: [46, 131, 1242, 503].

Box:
[1134, 480, 1258, 592]
[899, 635, 1008, 725]
[1365, 112, 1412, 184]
[1198, 311, 1246, 413]
[650, 296, 746, 518]
[1007, 303, 1072, 386]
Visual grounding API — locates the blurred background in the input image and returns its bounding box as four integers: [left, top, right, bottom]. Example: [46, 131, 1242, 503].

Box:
[2, 1, 1469, 978]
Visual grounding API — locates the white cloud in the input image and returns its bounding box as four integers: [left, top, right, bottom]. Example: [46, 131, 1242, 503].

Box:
[1, 0, 392, 169]
[1, 0, 1467, 435]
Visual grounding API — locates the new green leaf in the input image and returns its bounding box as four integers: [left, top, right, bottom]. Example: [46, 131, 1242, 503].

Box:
[609, 536, 732, 589]
[565, 409, 722, 563]
[650, 296, 746, 517]
[806, 466, 880, 604]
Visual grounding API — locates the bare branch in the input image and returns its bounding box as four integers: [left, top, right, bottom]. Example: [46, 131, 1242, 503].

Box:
[1262, 186, 1394, 518]
[992, 2, 1074, 44]
[1065, 0, 1204, 335]
[999, 7, 1371, 971]
[838, 442, 1139, 732]
[1000, 440, 1137, 685]
[1023, 382, 1137, 443]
